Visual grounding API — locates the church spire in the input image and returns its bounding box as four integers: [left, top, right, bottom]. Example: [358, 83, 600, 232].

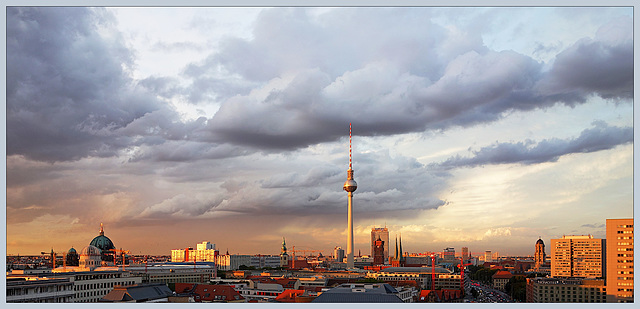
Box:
[399, 233, 404, 262]
[395, 235, 399, 260]
[99, 223, 104, 236]
[281, 237, 288, 256]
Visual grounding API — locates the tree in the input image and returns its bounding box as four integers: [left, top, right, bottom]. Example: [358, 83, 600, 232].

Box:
[470, 287, 479, 299]
[505, 275, 527, 302]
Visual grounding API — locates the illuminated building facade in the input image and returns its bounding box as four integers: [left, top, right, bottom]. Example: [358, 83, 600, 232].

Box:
[171, 241, 219, 263]
[605, 218, 633, 303]
[371, 227, 389, 263]
[526, 277, 606, 303]
[551, 235, 604, 278]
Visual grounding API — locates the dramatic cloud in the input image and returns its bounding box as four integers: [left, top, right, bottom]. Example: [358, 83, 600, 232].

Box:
[5, 7, 633, 256]
[434, 121, 633, 168]
[186, 9, 632, 152]
[7, 8, 633, 162]
[7, 7, 162, 162]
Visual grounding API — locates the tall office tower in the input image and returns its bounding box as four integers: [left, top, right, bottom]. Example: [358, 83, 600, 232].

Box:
[334, 246, 345, 263]
[371, 227, 389, 263]
[484, 250, 493, 263]
[342, 123, 358, 269]
[443, 247, 456, 263]
[373, 236, 385, 265]
[606, 218, 633, 303]
[461, 247, 469, 263]
[535, 238, 546, 270]
[551, 235, 604, 278]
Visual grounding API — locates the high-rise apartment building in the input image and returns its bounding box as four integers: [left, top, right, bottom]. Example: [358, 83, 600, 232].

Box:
[606, 218, 633, 303]
[371, 227, 389, 263]
[551, 235, 604, 278]
[484, 251, 492, 263]
[443, 247, 456, 263]
[334, 246, 345, 263]
[461, 247, 469, 263]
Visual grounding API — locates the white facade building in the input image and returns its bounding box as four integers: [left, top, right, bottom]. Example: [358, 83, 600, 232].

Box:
[171, 241, 219, 263]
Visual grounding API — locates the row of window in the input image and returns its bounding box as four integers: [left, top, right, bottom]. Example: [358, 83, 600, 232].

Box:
[7, 285, 73, 296]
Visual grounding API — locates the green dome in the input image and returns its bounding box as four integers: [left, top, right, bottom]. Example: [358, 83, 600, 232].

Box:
[89, 223, 115, 252]
[90, 235, 115, 251]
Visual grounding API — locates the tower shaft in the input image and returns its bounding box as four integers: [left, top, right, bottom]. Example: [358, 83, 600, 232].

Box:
[346, 191, 354, 268]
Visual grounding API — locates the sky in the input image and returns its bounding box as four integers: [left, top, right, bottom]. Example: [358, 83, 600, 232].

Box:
[5, 6, 634, 257]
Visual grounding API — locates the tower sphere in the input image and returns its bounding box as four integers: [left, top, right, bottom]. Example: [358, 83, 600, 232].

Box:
[343, 179, 358, 192]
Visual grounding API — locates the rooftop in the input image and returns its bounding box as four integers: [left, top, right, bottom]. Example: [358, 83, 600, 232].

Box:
[312, 283, 402, 303]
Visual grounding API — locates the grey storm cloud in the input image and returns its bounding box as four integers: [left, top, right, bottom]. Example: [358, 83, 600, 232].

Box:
[6, 7, 633, 165]
[135, 149, 447, 219]
[7, 7, 163, 162]
[434, 122, 633, 169]
[186, 9, 633, 152]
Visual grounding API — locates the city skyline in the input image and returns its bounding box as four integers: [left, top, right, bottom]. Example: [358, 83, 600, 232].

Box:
[5, 6, 634, 256]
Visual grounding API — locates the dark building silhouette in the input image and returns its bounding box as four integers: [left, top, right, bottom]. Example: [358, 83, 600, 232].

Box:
[65, 247, 79, 266]
[534, 237, 546, 270]
[373, 236, 385, 265]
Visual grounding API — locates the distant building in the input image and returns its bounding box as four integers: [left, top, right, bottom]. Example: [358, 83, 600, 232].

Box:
[280, 238, 289, 268]
[418, 289, 463, 303]
[312, 283, 403, 303]
[461, 247, 469, 263]
[333, 246, 345, 263]
[89, 223, 116, 263]
[390, 235, 406, 267]
[174, 283, 244, 302]
[373, 236, 385, 265]
[443, 248, 455, 264]
[492, 270, 513, 290]
[250, 255, 281, 269]
[171, 241, 218, 263]
[365, 267, 461, 290]
[126, 263, 216, 284]
[534, 238, 546, 270]
[605, 218, 633, 303]
[526, 277, 606, 303]
[484, 251, 492, 263]
[551, 235, 604, 278]
[216, 255, 252, 271]
[66, 248, 80, 267]
[371, 227, 389, 263]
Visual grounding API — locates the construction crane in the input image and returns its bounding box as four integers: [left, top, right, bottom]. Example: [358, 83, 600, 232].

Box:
[106, 249, 131, 270]
[459, 257, 473, 291]
[290, 246, 322, 258]
[289, 246, 324, 269]
[40, 249, 67, 269]
[422, 250, 478, 292]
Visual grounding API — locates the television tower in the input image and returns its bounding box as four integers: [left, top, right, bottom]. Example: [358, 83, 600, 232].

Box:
[343, 123, 358, 268]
